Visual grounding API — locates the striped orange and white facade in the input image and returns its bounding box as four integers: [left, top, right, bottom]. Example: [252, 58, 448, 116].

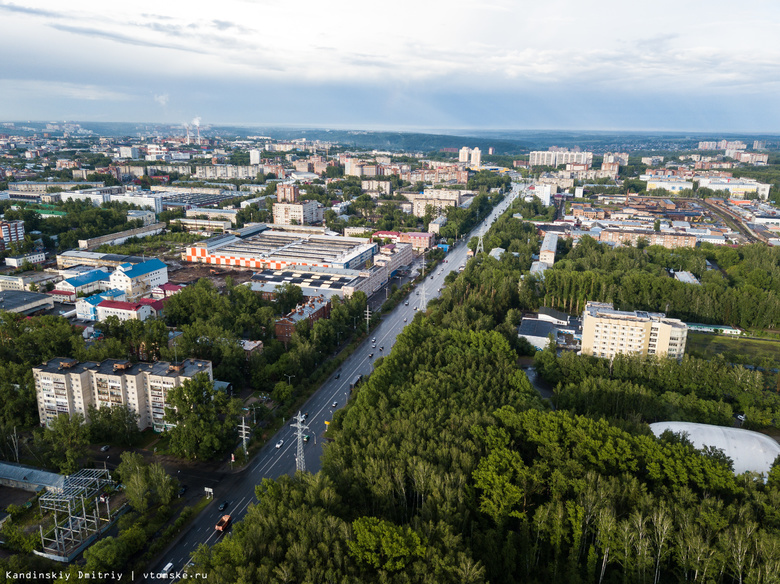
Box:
[185, 246, 332, 271]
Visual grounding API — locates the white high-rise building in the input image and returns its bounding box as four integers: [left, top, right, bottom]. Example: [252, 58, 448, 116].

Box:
[470, 148, 481, 168]
[250, 149, 262, 165]
[459, 147, 471, 163]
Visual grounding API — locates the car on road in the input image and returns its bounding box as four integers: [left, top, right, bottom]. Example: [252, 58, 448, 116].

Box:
[372, 344, 376, 348]
[332, 401, 338, 408]
[404, 301, 409, 305]
[372, 338, 376, 342]
[303, 435, 310, 443]
[100, 445, 110, 452]
[178, 485, 187, 497]
[369, 353, 374, 358]
[404, 318, 407, 322]
[379, 346, 384, 351]
[218, 500, 229, 511]
[335, 372, 340, 379]
[275, 440, 284, 449]
[303, 412, 309, 419]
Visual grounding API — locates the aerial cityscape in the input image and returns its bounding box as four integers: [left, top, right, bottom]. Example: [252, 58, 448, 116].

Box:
[2, 1, 780, 584]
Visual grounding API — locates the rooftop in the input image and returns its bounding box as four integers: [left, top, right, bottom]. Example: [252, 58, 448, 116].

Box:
[63, 269, 110, 288]
[649, 421, 780, 476]
[114, 258, 167, 279]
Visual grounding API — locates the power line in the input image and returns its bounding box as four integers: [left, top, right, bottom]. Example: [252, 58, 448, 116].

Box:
[290, 411, 310, 472]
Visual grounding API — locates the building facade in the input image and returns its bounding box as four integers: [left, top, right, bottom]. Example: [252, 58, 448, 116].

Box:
[108, 259, 168, 300]
[273, 201, 325, 225]
[33, 358, 213, 431]
[581, 301, 687, 360]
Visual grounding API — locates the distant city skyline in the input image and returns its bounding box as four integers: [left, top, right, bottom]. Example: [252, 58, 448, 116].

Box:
[2, 1, 779, 132]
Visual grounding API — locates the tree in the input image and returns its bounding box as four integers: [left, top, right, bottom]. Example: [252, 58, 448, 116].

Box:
[46, 413, 89, 474]
[164, 373, 241, 460]
[348, 516, 426, 572]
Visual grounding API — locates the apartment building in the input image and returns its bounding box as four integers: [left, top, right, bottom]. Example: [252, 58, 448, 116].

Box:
[599, 229, 696, 249]
[0, 220, 25, 248]
[275, 296, 331, 344]
[529, 150, 594, 167]
[33, 357, 213, 431]
[277, 183, 300, 202]
[539, 232, 558, 265]
[272, 200, 325, 225]
[581, 301, 687, 360]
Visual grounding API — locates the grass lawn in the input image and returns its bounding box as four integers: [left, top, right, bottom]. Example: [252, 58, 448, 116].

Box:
[686, 332, 780, 370]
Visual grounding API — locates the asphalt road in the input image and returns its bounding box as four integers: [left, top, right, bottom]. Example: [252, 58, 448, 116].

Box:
[148, 181, 526, 581]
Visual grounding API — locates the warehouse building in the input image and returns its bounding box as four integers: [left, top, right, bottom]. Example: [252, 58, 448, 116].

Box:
[185, 229, 377, 271]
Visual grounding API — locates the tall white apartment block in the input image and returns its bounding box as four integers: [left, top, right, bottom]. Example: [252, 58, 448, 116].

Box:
[34, 358, 213, 431]
[470, 147, 482, 167]
[459, 147, 471, 163]
[581, 301, 687, 360]
[249, 149, 262, 165]
[529, 150, 593, 167]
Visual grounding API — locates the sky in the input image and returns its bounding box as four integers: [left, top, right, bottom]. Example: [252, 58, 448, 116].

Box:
[2, 0, 780, 132]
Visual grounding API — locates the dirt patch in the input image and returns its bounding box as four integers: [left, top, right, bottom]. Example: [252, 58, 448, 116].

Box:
[0, 485, 37, 510]
[169, 265, 257, 287]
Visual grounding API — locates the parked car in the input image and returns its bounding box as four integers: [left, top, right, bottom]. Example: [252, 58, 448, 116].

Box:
[100, 445, 110, 452]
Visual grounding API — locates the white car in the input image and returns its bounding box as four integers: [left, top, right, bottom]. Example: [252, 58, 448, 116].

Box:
[275, 440, 284, 449]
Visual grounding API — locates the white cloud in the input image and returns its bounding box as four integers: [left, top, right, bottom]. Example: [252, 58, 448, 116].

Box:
[3, 0, 780, 127]
[0, 79, 131, 101]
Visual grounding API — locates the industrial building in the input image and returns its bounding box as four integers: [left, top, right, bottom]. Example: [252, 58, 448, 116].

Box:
[0, 290, 55, 315]
[78, 222, 166, 250]
[56, 250, 148, 270]
[245, 264, 388, 300]
[185, 229, 377, 271]
[581, 301, 687, 360]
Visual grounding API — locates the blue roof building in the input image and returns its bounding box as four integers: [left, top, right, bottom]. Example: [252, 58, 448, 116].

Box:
[56, 269, 110, 295]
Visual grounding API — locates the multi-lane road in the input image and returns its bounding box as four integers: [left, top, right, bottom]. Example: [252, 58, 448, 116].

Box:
[149, 180, 526, 580]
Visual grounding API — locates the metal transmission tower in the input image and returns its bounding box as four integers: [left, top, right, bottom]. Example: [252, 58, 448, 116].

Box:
[476, 230, 485, 255]
[419, 281, 427, 311]
[290, 411, 310, 472]
[238, 416, 251, 455]
[365, 304, 371, 334]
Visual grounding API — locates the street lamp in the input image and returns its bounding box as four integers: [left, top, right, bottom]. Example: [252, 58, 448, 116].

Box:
[284, 374, 296, 385]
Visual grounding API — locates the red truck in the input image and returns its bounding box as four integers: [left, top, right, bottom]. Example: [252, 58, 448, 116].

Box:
[215, 515, 231, 531]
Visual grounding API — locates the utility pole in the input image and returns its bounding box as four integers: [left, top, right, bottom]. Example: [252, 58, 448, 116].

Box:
[290, 411, 310, 472]
[238, 416, 250, 455]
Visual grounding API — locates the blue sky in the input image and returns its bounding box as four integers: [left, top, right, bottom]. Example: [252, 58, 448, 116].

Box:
[2, 0, 779, 132]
